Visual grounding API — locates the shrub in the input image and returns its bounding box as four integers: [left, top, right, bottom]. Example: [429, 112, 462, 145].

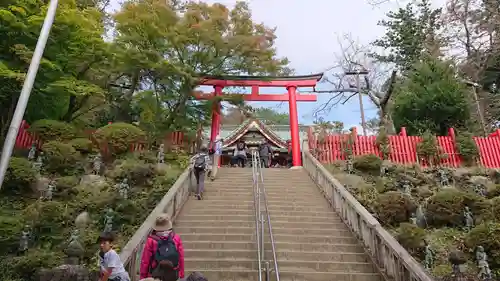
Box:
[69, 138, 94, 154]
[353, 154, 382, 173]
[374, 191, 415, 226]
[94, 123, 145, 155]
[0, 249, 63, 281]
[3, 157, 36, 195]
[465, 222, 500, 269]
[455, 131, 479, 166]
[107, 159, 156, 186]
[41, 141, 80, 174]
[55, 176, 79, 199]
[425, 189, 488, 227]
[396, 223, 426, 257]
[28, 119, 75, 142]
[375, 128, 391, 160]
[416, 130, 443, 165]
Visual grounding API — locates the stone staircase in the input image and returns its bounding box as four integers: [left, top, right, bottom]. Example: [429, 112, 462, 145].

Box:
[174, 167, 382, 281]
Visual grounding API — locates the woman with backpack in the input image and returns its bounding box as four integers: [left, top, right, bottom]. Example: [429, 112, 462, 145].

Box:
[140, 214, 185, 280]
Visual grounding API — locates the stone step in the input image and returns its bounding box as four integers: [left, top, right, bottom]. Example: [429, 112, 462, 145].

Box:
[177, 214, 342, 224]
[176, 226, 254, 235]
[183, 241, 364, 253]
[181, 233, 254, 242]
[184, 269, 257, 281]
[185, 202, 331, 213]
[201, 195, 328, 204]
[184, 249, 370, 263]
[184, 258, 257, 270]
[176, 225, 351, 236]
[207, 189, 318, 196]
[185, 258, 375, 273]
[183, 209, 333, 217]
[275, 271, 382, 281]
[271, 234, 358, 244]
[175, 219, 345, 229]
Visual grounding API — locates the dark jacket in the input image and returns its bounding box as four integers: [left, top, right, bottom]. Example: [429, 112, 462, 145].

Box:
[259, 143, 273, 157]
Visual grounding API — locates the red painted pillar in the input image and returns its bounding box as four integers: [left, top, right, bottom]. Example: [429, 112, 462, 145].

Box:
[287, 86, 302, 166]
[210, 85, 223, 145]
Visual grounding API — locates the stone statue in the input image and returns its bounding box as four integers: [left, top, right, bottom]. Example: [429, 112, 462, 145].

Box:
[345, 158, 354, 174]
[424, 243, 434, 270]
[157, 144, 165, 164]
[18, 225, 31, 253]
[380, 165, 388, 177]
[117, 178, 130, 199]
[400, 179, 412, 196]
[68, 229, 80, 245]
[103, 208, 114, 232]
[438, 168, 449, 186]
[410, 213, 417, 225]
[45, 180, 55, 200]
[28, 143, 36, 161]
[416, 205, 427, 228]
[464, 207, 474, 230]
[32, 152, 44, 174]
[474, 183, 487, 197]
[92, 153, 102, 175]
[449, 250, 467, 275]
[476, 246, 492, 280]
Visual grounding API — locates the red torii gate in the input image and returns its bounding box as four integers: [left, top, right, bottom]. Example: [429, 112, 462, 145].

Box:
[194, 74, 323, 167]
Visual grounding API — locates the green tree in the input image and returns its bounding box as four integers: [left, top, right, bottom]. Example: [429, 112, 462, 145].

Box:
[252, 107, 290, 125]
[112, 0, 291, 132]
[371, 0, 442, 72]
[0, 0, 109, 137]
[391, 57, 472, 135]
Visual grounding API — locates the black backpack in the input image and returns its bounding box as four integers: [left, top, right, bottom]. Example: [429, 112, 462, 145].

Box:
[193, 154, 206, 169]
[149, 234, 180, 272]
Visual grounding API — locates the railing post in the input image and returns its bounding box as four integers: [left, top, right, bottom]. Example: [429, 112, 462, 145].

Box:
[265, 261, 270, 281]
[261, 213, 265, 261]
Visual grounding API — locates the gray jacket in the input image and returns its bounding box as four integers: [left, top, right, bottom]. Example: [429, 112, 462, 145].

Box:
[259, 143, 273, 157]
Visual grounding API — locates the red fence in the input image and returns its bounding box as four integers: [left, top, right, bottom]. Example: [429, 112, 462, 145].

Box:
[308, 127, 500, 168]
[15, 120, 186, 152]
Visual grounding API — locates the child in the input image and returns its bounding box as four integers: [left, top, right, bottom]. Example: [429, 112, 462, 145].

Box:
[140, 214, 185, 280]
[98, 232, 130, 281]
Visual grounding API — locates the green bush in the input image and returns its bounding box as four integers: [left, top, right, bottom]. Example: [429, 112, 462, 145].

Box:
[55, 176, 79, 199]
[353, 154, 382, 173]
[0, 214, 24, 255]
[41, 141, 80, 175]
[22, 201, 72, 246]
[0, 249, 63, 281]
[374, 191, 415, 226]
[3, 157, 36, 196]
[28, 119, 75, 142]
[396, 223, 426, 257]
[94, 123, 145, 155]
[465, 222, 500, 269]
[425, 189, 488, 228]
[416, 130, 442, 165]
[455, 132, 479, 166]
[107, 158, 156, 186]
[69, 138, 94, 154]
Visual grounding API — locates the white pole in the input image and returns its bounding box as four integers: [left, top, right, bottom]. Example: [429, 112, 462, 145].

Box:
[0, 0, 59, 190]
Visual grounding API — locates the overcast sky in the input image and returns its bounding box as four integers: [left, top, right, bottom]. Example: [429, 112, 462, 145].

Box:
[111, 0, 446, 128]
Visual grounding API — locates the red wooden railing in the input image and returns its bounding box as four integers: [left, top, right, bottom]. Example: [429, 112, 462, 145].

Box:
[308, 126, 500, 168]
[15, 120, 186, 152]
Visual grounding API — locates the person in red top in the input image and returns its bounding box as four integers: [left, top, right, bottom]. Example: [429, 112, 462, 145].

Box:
[140, 214, 185, 280]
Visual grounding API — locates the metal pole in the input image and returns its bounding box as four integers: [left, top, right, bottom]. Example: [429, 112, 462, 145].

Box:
[471, 85, 487, 136]
[356, 72, 367, 136]
[0, 0, 59, 189]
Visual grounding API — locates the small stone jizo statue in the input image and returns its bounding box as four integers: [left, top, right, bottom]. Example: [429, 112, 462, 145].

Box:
[424, 242, 434, 270]
[409, 213, 417, 225]
[68, 229, 80, 245]
[32, 152, 44, 174]
[103, 208, 114, 232]
[45, 180, 55, 200]
[401, 179, 412, 196]
[118, 178, 130, 199]
[157, 144, 165, 164]
[18, 225, 31, 254]
[380, 165, 388, 177]
[92, 153, 102, 175]
[476, 246, 492, 280]
[28, 143, 36, 161]
[474, 183, 487, 197]
[345, 157, 354, 174]
[416, 205, 427, 228]
[464, 206, 474, 230]
[438, 168, 449, 186]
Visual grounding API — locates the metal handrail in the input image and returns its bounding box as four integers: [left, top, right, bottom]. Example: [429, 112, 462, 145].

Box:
[252, 152, 263, 281]
[251, 151, 280, 281]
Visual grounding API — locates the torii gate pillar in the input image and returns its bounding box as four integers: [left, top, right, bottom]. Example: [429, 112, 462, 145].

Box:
[210, 85, 223, 145]
[287, 86, 301, 166]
